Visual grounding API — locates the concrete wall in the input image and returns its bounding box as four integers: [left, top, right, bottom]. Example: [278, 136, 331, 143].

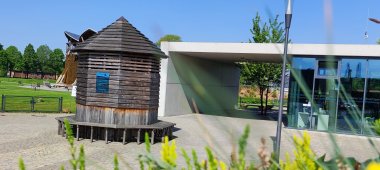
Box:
[162, 53, 240, 116]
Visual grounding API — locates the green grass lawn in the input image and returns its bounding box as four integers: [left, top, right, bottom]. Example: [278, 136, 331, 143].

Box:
[0, 77, 76, 113]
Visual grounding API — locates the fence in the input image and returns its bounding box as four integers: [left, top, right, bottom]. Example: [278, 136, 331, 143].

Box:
[1, 95, 63, 113]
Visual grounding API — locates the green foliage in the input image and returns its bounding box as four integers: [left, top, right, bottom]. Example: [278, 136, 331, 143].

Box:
[6, 46, 23, 72]
[18, 157, 26, 170]
[281, 132, 320, 170]
[36, 45, 52, 75]
[145, 132, 151, 153]
[23, 44, 37, 77]
[0, 50, 8, 76]
[238, 125, 249, 169]
[373, 119, 380, 135]
[205, 147, 218, 170]
[48, 48, 65, 74]
[14, 123, 380, 170]
[0, 69, 7, 77]
[231, 125, 251, 170]
[0, 43, 64, 76]
[114, 154, 119, 170]
[64, 118, 86, 170]
[0, 43, 3, 50]
[161, 136, 177, 167]
[191, 149, 201, 170]
[181, 148, 192, 170]
[139, 125, 262, 170]
[0, 77, 76, 113]
[156, 34, 182, 47]
[240, 13, 284, 114]
[240, 97, 261, 104]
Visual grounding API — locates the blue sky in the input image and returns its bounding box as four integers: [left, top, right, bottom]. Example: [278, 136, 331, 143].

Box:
[1, 0, 380, 52]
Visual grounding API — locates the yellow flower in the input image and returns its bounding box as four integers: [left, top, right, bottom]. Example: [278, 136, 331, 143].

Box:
[281, 132, 321, 170]
[160, 136, 177, 167]
[219, 160, 227, 170]
[367, 162, 380, 170]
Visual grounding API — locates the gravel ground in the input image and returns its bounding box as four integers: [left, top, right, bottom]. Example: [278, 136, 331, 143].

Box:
[1, 113, 380, 169]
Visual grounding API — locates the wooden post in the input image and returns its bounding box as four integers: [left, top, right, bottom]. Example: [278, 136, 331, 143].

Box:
[122, 129, 126, 145]
[90, 126, 94, 142]
[61, 122, 65, 137]
[161, 128, 166, 142]
[169, 127, 173, 139]
[58, 97, 63, 113]
[1, 95, 5, 112]
[137, 129, 141, 144]
[57, 121, 61, 135]
[151, 130, 155, 145]
[105, 128, 108, 144]
[76, 125, 80, 141]
[31, 97, 35, 112]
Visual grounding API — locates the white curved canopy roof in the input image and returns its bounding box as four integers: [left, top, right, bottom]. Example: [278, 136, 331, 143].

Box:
[161, 42, 380, 63]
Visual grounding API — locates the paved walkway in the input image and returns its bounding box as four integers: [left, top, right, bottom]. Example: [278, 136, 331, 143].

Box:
[19, 85, 71, 92]
[1, 113, 380, 169]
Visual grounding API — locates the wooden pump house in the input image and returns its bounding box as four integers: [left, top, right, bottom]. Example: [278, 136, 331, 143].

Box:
[56, 17, 175, 144]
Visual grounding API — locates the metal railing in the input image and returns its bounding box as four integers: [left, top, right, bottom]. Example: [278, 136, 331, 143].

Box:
[1, 95, 63, 113]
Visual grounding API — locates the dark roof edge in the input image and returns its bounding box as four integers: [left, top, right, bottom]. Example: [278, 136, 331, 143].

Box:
[64, 31, 80, 42]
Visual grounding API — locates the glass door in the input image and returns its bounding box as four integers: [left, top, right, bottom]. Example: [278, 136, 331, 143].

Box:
[336, 59, 366, 134]
[311, 59, 340, 131]
[363, 60, 380, 135]
[312, 78, 339, 131]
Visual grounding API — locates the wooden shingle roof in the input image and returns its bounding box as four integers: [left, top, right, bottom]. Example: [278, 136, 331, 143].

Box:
[73, 16, 166, 58]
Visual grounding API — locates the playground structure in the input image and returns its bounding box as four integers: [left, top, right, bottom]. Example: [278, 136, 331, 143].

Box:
[55, 29, 97, 87]
[57, 17, 175, 144]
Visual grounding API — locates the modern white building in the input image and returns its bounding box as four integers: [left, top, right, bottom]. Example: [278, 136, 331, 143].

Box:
[158, 42, 380, 135]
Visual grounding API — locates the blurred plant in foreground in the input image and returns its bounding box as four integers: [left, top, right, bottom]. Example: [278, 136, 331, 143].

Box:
[17, 121, 380, 170]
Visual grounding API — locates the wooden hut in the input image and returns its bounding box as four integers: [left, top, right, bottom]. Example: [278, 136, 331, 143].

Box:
[72, 16, 166, 126]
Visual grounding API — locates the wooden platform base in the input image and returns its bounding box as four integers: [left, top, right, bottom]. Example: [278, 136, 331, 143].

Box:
[56, 116, 175, 144]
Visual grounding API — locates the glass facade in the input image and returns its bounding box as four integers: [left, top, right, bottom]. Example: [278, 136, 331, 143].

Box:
[288, 56, 380, 135]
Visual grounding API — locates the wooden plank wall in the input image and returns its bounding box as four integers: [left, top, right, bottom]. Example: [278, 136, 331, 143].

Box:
[76, 104, 158, 125]
[76, 52, 160, 125]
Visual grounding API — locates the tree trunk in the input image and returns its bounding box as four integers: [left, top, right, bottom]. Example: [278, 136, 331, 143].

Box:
[260, 87, 264, 115]
[264, 87, 270, 115]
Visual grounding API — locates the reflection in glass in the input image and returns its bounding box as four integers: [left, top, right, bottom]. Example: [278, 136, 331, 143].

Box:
[364, 60, 380, 135]
[288, 57, 380, 136]
[313, 78, 338, 131]
[288, 57, 315, 129]
[318, 60, 338, 77]
[336, 59, 366, 134]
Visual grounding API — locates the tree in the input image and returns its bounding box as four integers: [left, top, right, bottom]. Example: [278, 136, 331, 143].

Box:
[5, 46, 22, 75]
[240, 13, 285, 114]
[23, 44, 37, 78]
[0, 43, 3, 51]
[47, 48, 64, 76]
[156, 34, 182, 47]
[0, 50, 7, 77]
[0, 45, 22, 77]
[36, 45, 52, 78]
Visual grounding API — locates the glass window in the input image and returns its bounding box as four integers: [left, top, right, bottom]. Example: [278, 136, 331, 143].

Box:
[313, 78, 339, 131]
[96, 72, 110, 93]
[288, 57, 315, 129]
[364, 60, 380, 135]
[317, 60, 338, 77]
[336, 59, 366, 134]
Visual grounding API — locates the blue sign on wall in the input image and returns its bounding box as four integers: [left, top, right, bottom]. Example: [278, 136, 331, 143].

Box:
[96, 72, 110, 93]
